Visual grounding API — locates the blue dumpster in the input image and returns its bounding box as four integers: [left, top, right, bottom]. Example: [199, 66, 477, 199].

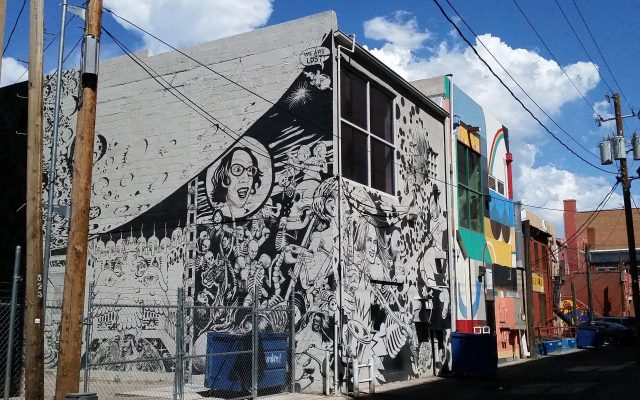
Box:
[576, 326, 602, 348]
[561, 338, 576, 349]
[205, 332, 288, 392]
[542, 340, 562, 354]
[451, 332, 497, 378]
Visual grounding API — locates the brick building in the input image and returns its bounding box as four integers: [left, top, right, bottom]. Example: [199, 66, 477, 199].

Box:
[561, 199, 638, 317]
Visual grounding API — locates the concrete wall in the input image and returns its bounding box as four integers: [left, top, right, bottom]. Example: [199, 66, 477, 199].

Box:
[41, 11, 453, 391]
[338, 67, 450, 380]
[44, 11, 339, 390]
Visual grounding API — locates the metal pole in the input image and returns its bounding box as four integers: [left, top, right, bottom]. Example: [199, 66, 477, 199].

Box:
[252, 284, 259, 399]
[523, 220, 537, 359]
[571, 281, 578, 326]
[82, 282, 93, 392]
[612, 93, 640, 360]
[468, 258, 473, 332]
[4, 246, 21, 400]
[289, 284, 296, 394]
[42, 0, 68, 306]
[174, 288, 183, 400]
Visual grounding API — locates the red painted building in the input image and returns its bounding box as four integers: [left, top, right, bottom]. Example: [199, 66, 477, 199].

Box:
[561, 199, 638, 317]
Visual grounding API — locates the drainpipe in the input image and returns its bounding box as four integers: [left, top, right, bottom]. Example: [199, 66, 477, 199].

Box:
[335, 33, 355, 396]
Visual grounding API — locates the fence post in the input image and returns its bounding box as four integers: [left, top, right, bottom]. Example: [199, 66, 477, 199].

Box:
[252, 284, 259, 399]
[289, 285, 296, 394]
[4, 246, 21, 400]
[352, 358, 359, 396]
[83, 282, 94, 393]
[174, 288, 184, 400]
[368, 357, 375, 394]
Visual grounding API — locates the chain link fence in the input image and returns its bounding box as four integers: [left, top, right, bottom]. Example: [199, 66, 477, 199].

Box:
[0, 298, 24, 399]
[83, 286, 295, 400]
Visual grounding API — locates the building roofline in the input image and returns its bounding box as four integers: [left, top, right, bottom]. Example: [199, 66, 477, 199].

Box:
[334, 30, 449, 120]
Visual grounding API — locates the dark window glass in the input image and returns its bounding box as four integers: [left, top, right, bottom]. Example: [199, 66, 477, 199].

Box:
[470, 192, 482, 232]
[488, 176, 496, 190]
[468, 150, 481, 192]
[341, 122, 368, 185]
[458, 142, 483, 232]
[370, 85, 393, 144]
[340, 68, 367, 129]
[457, 144, 467, 186]
[497, 180, 505, 195]
[458, 187, 469, 229]
[371, 138, 394, 193]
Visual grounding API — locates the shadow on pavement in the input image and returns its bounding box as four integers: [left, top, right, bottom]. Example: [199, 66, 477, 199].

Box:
[367, 344, 640, 400]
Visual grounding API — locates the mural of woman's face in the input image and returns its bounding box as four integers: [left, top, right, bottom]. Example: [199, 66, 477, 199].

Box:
[226, 150, 257, 209]
[325, 196, 336, 217]
[365, 224, 378, 264]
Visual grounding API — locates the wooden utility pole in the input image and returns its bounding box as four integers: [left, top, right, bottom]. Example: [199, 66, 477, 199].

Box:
[54, 1, 103, 398]
[0, 0, 7, 81]
[585, 243, 594, 323]
[24, 0, 45, 398]
[612, 92, 640, 359]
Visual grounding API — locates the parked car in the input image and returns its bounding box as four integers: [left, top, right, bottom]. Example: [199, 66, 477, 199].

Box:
[581, 321, 634, 345]
[594, 316, 637, 332]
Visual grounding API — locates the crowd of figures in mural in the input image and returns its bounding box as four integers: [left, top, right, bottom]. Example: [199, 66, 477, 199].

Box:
[41, 23, 452, 392]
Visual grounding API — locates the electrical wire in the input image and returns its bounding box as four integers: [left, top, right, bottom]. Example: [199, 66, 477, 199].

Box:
[445, 0, 601, 161]
[13, 16, 80, 85]
[512, 0, 603, 120]
[552, 0, 616, 97]
[102, 7, 333, 138]
[530, 181, 619, 266]
[2, 0, 26, 55]
[102, 9, 613, 235]
[434, 0, 614, 175]
[570, 0, 634, 112]
[102, 26, 594, 218]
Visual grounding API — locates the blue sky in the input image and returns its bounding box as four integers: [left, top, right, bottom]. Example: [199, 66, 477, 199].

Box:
[2, 0, 639, 235]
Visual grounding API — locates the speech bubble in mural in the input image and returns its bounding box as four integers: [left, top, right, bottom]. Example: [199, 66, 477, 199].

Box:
[205, 137, 273, 220]
[300, 46, 330, 69]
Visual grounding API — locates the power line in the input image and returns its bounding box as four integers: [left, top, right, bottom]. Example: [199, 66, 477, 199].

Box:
[2, 0, 26, 55]
[102, 10, 598, 223]
[102, 27, 282, 165]
[512, 0, 603, 119]
[570, 0, 634, 112]
[445, 0, 601, 161]
[102, 7, 333, 137]
[436, 0, 614, 174]
[552, 0, 617, 97]
[530, 182, 619, 266]
[13, 15, 79, 85]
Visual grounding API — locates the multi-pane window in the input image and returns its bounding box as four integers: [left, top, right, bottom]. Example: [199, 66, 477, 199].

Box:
[340, 64, 395, 194]
[457, 142, 483, 232]
[488, 175, 506, 196]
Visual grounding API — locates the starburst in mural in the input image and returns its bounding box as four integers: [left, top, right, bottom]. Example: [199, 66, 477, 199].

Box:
[285, 82, 312, 108]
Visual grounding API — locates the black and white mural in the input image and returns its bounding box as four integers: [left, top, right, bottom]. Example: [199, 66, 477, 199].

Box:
[42, 13, 450, 392]
[338, 96, 450, 382]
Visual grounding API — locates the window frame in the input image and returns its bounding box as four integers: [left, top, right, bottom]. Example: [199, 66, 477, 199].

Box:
[339, 61, 396, 196]
[457, 140, 484, 232]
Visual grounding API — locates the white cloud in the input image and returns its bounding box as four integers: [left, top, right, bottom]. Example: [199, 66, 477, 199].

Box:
[513, 144, 622, 235]
[363, 14, 600, 140]
[363, 12, 614, 236]
[1, 57, 28, 87]
[363, 11, 431, 51]
[104, 0, 273, 54]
